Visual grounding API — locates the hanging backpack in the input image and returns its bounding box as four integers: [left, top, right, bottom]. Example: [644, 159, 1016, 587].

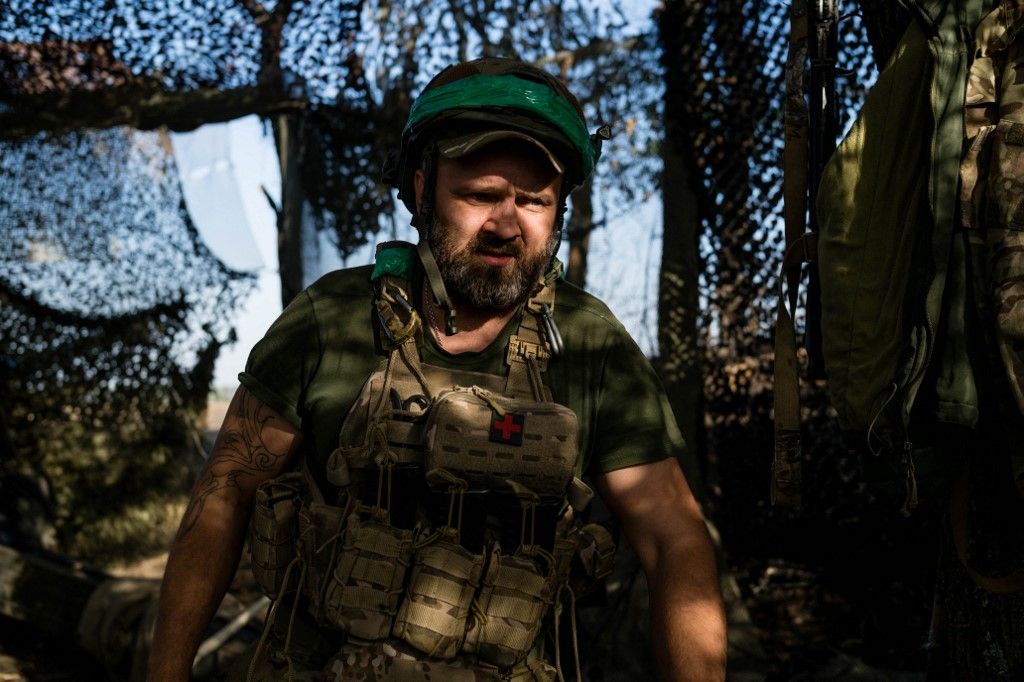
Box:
[773, 0, 1001, 511]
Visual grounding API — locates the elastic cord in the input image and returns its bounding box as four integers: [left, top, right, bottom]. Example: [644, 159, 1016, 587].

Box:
[247, 555, 302, 681]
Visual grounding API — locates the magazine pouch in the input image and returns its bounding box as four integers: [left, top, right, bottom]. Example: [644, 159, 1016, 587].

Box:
[249, 471, 304, 599]
[321, 511, 414, 640]
[393, 527, 486, 659]
[461, 545, 554, 668]
[296, 499, 345, 617]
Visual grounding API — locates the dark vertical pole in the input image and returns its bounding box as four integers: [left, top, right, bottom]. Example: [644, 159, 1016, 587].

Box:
[805, 0, 840, 379]
[658, 0, 707, 505]
[564, 178, 593, 288]
[274, 111, 305, 308]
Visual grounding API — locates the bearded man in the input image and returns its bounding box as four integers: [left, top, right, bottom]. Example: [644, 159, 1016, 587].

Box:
[148, 58, 725, 682]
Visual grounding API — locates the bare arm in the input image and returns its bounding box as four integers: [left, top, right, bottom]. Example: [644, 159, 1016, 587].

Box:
[147, 386, 302, 681]
[596, 458, 726, 681]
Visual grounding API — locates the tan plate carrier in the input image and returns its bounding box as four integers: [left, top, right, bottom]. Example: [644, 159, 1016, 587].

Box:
[248, 244, 616, 681]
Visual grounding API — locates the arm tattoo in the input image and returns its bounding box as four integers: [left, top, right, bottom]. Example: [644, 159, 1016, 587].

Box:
[178, 390, 293, 538]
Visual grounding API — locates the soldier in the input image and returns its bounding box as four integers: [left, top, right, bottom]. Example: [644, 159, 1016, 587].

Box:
[148, 58, 725, 681]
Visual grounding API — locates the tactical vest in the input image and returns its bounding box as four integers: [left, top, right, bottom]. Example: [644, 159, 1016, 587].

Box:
[247, 243, 615, 681]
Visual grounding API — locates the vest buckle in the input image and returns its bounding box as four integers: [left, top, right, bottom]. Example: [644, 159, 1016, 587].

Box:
[506, 335, 550, 371]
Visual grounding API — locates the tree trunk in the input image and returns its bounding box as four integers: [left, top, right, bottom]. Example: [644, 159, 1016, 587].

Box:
[0, 82, 300, 141]
[274, 112, 306, 307]
[657, 0, 706, 503]
[565, 177, 594, 288]
[658, 116, 705, 504]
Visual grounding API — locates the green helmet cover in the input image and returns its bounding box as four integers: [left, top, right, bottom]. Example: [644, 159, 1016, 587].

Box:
[404, 72, 599, 179]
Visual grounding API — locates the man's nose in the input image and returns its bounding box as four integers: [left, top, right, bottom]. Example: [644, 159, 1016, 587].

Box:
[486, 196, 521, 239]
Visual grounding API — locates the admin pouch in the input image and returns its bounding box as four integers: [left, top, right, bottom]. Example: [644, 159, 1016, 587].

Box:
[774, 1, 1003, 511]
[424, 386, 579, 496]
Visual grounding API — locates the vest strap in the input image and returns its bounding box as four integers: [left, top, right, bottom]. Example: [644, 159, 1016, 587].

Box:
[506, 278, 558, 400]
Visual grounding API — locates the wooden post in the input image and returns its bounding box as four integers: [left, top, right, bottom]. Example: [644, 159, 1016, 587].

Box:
[274, 111, 305, 307]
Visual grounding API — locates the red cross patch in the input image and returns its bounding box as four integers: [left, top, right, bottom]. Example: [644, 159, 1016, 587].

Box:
[489, 411, 525, 446]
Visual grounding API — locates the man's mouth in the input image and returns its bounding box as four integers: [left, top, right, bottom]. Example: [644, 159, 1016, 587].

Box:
[477, 250, 512, 266]
[476, 248, 517, 268]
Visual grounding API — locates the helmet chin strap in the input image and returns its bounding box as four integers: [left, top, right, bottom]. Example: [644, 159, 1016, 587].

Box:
[413, 146, 458, 333]
[414, 145, 459, 336]
[417, 240, 459, 336]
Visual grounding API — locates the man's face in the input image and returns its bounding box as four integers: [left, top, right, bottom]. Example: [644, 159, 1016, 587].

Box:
[415, 142, 562, 312]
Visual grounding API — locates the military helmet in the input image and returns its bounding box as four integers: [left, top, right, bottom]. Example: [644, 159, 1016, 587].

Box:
[385, 57, 608, 217]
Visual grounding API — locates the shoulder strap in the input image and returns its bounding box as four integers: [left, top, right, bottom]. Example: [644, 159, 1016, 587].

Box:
[371, 244, 432, 399]
[772, 232, 817, 508]
[772, 3, 812, 509]
[505, 276, 561, 401]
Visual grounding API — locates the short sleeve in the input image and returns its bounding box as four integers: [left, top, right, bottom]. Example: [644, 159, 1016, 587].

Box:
[238, 290, 321, 429]
[589, 329, 686, 474]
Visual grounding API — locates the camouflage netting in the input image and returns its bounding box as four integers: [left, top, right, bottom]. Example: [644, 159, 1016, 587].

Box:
[0, 127, 255, 562]
[1, 0, 660, 260]
[659, 1, 949, 676]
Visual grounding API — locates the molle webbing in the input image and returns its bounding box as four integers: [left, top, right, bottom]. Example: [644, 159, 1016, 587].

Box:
[321, 514, 414, 640]
[506, 279, 558, 400]
[249, 472, 304, 599]
[462, 549, 554, 669]
[393, 531, 485, 658]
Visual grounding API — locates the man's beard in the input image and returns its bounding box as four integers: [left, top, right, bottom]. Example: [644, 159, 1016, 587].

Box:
[428, 220, 558, 311]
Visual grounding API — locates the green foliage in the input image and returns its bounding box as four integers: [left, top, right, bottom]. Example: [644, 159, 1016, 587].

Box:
[7, 411, 192, 562]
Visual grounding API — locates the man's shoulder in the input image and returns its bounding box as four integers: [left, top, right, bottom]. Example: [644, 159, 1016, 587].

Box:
[304, 264, 376, 305]
[553, 279, 626, 334]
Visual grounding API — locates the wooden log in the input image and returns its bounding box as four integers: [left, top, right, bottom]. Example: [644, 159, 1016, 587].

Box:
[0, 543, 107, 639]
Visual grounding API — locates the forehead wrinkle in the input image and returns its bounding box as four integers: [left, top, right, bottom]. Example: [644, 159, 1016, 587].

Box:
[440, 167, 562, 201]
[437, 146, 562, 193]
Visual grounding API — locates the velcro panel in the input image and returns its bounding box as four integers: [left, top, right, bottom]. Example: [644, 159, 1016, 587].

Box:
[409, 571, 469, 605]
[350, 556, 400, 586]
[483, 593, 544, 622]
[401, 600, 465, 638]
[476, 619, 537, 653]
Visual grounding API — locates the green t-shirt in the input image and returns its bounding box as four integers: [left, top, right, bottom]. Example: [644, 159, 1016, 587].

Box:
[239, 263, 684, 489]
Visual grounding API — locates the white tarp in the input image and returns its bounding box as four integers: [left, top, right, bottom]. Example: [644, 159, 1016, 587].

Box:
[171, 122, 265, 272]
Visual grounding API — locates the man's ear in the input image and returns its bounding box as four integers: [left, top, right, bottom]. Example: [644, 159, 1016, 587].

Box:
[414, 169, 425, 213]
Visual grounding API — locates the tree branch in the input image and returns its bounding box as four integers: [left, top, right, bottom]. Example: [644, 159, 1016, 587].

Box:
[0, 84, 304, 140]
[237, 0, 271, 25]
